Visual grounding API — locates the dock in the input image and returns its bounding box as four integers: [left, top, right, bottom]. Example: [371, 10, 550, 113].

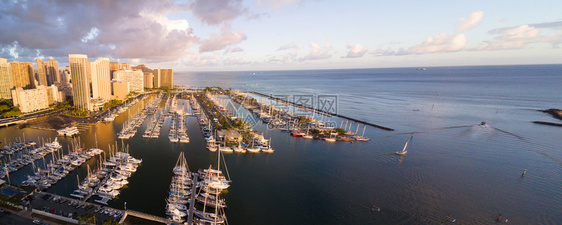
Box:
[82, 167, 116, 202]
[126, 210, 171, 224]
[245, 91, 394, 131]
[187, 173, 199, 224]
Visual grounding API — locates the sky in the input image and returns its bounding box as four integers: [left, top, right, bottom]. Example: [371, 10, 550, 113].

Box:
[1, 0, 561, 71]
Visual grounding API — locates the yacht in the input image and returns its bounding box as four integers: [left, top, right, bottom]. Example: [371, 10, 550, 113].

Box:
[57, 127, 80, 136]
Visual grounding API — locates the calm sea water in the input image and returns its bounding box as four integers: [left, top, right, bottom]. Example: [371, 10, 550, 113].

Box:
[2, 65, 561, 224]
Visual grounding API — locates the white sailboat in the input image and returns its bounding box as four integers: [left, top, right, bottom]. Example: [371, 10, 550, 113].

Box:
[303, 125, 313, 139]
[261, 138, 274, 153]
[353, 125, 370, 141]
[396, 133, 414, 155]
[325, 132, 336, 142]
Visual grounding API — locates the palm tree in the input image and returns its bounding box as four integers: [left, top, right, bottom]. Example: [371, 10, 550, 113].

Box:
[77, 214, 96, 225]
[102, 220, 119, 225]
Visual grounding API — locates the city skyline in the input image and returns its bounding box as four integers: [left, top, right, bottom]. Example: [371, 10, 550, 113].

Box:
[1, 0, 561, 71]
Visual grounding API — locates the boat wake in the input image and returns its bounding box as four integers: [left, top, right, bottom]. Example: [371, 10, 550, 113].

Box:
[490, 127, 527, 142]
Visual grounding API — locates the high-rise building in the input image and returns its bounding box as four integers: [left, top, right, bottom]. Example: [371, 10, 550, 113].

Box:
[0, 58, 14, 99]
[46, 58, 60, 84]
[112, 80, 129, 101]
[154, 67, 173, 88]
[69, 54, 92, 111]
[153, 68, 161, 88]
[90, 58, 112, 101]
[119, 63, 131, 70]
[11, 87, 49, 113]
[36, 58, 48, 86]
[44, 85, 62, 105]
[109, 62, 119, 80]
[154, 67, 174, 88]
[10, 61, 34, 89]
[144, 73, 154, 89]
[113, 70, 144, 93]
[62, 67, 71, 83]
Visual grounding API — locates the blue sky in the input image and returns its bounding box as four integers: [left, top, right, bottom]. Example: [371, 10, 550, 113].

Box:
[1, 0, 561, 71]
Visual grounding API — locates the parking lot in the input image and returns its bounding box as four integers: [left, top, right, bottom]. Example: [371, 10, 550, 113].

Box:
[30, 192, 124, 225]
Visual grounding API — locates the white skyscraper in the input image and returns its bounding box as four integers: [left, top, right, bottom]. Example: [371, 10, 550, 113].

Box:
[90, 58, 112, 101]
[69, 54, 91, 111]
[0, 58, 13, 99]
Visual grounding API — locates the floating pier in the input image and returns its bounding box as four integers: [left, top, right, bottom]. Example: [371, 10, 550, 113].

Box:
[126, 210, 171, 224]
[187, 173, 199, 224]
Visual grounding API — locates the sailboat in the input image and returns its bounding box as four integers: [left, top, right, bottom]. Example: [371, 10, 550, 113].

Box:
[324, 132, 336, 142]
[396, 133, 414, 155]
[198, 148, 228, 224]
[353, 125, 370, 141]
[232, 142, 246, 153]
[246, 139, 260, 153]
[261, 138, 274, 153]
[303, 125, 313, 139]
[166, 152, 190, 222]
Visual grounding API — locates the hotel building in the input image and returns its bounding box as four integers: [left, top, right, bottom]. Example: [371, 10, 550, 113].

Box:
[0, 58, 14, 99]
[69, 54, 92, 111]
[90, 58, 112, 101]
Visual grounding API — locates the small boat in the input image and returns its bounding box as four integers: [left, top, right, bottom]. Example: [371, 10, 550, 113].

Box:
[232, 143, 246, 153]
[303, 126, 313, 139]
[325, 133, 336, 142]
[219, 145, 233, 153]
[290, 130, 306, 137]
[396, 133, 413, 155]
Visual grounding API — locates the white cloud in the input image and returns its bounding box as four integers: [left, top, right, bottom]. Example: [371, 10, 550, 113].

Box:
[457, 11, 484, 33]
[189, 0, 248, 25]
[277, 43, 298, 51]
[342, 44, 367, 58]
[372, 11, 481, 56]
[141, 12, 190, 32]
[258, 0, 301, 9]
[408, 33, 467, 54]
[0, 0, 198, 62]
[81, 27, 100, 43]
[199, 23, 247, 52]
[227, 46, 244, 53]
[540, 30, 562, 47]
[300, 42, 333, 61]
[476, 25, 540, 50]
[370, 48, 408, 56]
[4, 41, 19, 59]
[223, 57, 251, 65]
[268, 44, 299, 63]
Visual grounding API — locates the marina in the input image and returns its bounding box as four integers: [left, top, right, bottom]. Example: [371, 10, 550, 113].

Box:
[2, 0, 562, 224]
[1, 89, 376, 224]
[1, 65, 561, 224]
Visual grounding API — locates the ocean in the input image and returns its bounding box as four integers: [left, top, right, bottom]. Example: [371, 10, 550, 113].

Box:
[2, 64, 561, 224]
